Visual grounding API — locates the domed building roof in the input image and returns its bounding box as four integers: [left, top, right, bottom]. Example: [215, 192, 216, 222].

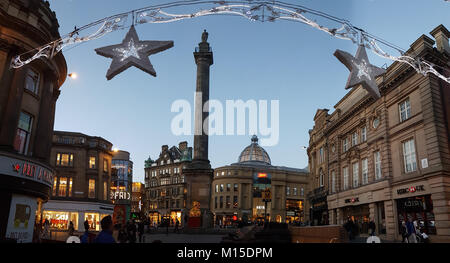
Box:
[237, 135, 271, 165]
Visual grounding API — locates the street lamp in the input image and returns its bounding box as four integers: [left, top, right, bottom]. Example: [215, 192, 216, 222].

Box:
[68, 73, 77, 79]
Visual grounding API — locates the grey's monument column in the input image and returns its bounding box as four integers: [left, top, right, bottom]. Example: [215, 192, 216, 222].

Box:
[193, 30, 213, 165]
[183, 30, 214, 230]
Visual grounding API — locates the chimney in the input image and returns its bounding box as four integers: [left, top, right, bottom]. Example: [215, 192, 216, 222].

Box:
[430, 24, 450, 54]
[179, 141, 188, 151]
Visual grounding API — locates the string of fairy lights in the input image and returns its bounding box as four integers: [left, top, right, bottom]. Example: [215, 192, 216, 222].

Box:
[10, 0, 450, 83]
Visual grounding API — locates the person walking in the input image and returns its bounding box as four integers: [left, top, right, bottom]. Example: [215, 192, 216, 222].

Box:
[406, 218, 417, 243]
[118, 224, 128, 243]
[81, 220, 96, 243]
[41, 219, 50, 240]
[94, 216, 116, 243]
[127, 220, 137, 243]
[138, 221, 145, 243]
[400, 221, 408, 243]
[368, 219, 376, 236]
[68, 221, 75, 236]
[344, 217, 354, 241]
[174, 219, 180, 234]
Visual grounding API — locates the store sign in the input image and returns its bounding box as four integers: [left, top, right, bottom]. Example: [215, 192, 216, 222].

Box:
[6, 194, 37, 243]
[397, 185, 425, 195]
[344, 197, 359, 204]
[110, 191, 131, 200]
[0, 156, 54, 187]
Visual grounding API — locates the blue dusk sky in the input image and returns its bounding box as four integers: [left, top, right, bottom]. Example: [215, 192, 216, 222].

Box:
[46, 0, 449, 183]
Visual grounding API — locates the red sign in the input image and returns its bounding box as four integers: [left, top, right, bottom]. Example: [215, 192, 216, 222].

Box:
[257, 173, 268, 178]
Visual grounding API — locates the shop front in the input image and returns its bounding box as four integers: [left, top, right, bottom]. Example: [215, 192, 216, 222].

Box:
[393, 182, 436, 236]
[0, 153, 54, 243]
[285, 199, 304, 224]
[170, 210, 182, 226]
[342, 201, 370, 235]
[147, 212, 160, 225]
[42, 200, 114, 232]
[310, 196, 328, 226]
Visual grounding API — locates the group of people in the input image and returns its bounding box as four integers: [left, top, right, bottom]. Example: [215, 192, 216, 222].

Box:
[344, 217, 377, 240]
[400, 218, 429, 243]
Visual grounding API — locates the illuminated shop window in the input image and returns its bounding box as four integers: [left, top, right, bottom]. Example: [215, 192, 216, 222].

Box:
[56, 153, 74, 166]
[52, 177, 57, 196]
[58, 177, 67, 197]
[89, 156, 96, 169]
[88, 179, 96, 198]
[103, 159, 108, 172]
[68, 178, 73, 197]
[85, 213, 100, 231]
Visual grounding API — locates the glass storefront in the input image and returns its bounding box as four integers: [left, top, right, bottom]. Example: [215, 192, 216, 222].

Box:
[85, 213, 100, 231]
[342, 204, 370, 235]
[285, 199, 304, 223]
[252, 172, 271, 222]
[170, 211, 182, 225]
[43, 211, 78, 230]
[396, 195, 436, 235]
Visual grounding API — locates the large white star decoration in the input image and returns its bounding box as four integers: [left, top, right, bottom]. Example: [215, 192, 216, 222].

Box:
[334, 45, 386, 99]
[95, 25, 174, 80]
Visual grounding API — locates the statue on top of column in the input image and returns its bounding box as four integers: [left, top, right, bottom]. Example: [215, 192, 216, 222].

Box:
[202, 30, 208, 43]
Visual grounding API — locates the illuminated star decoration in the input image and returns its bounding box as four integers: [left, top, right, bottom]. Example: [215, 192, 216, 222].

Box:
[334, 45, 386, 99]
[95, 25, 174, 80]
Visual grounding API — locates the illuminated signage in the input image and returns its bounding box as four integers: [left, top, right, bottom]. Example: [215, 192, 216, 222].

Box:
[257, 173, 268, 178]
[110, 191, 131, 200]
[397, 185, 425, 195]
[0, 156, 54, 187]
[344, 197, 359, 204]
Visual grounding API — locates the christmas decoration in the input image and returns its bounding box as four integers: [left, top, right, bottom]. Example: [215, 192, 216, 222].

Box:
[334, 45, 386, 99]
[9, 1, 450, 84]
[95, 25, 173, 80]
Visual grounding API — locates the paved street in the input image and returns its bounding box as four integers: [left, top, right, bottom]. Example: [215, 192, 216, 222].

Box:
[141, 233, 227, 243]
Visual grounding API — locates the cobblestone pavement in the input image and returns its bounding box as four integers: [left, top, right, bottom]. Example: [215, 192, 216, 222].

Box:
[141, 233, 227, 243]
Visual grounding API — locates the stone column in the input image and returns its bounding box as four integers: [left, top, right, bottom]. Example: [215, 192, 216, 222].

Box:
[33, 71, 57, 162]
[429, 176, 450, 242]
[193, 30, 213, 165]
[383, 200, 396, 241]
[329, 209, 335, 225]
[0, 64, 27, 150]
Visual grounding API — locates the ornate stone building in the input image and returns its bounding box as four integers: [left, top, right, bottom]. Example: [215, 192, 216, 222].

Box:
[212, 136, 309, 226]
[0, 0, 67, 242]
[144, 142, 192, 226]
[43, 131, 114, 234]
[308, 25, 450, 242]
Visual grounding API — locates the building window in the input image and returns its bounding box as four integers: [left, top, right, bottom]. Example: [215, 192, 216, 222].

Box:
[68, 178, 73, 197]
[89, 157, 96, 169]
[352, 132, 358, 146]
[227, 184, 231, 192]
[331, 171, 336, 193]
[58, 177, 67, 197]
[402, 139, 417, 173]
[319, 147, 324, 164]
[286, 186, 290, 196]
[362, 158, 368, 185]
[233, 196, 238, 208]
[220, 196, 223, 208]
[352, 162, 359, 188]
[215, 184, 219, 193]
[234, 183, 238, 192]
[319, 170, 324, 187]
[88, 179, 95, 198]
[226, 196, 231, 208]
[103, 159, 108, 173]
[103, 181, 108, 200]
[215, 197, 218, 209]
[343, 137, 349, 152]
[361, 126, 367, 142]
[220, 184, 224, 192]
[374, 151, 382, 180]
[293, 188, 298, 196]
[13, 112, 33, 154]
[300, 188, 304, 196]
[56, 153, 74, 167]
[25, 68, 40, 94]
[52, 177, 57, 196]
[343, 167, 349, 190]
[399, 99, 411, 122]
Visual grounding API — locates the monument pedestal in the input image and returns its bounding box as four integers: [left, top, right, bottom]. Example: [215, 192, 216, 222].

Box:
[183, 160, 214, 229]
